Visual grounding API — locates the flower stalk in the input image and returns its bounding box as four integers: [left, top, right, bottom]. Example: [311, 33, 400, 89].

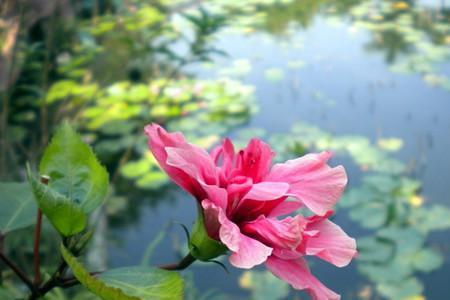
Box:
[158, 253, 197, 271]
[0, 251, 36, 294]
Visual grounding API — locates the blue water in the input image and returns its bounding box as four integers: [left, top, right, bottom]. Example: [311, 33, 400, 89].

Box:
[109, 2, 450, 299]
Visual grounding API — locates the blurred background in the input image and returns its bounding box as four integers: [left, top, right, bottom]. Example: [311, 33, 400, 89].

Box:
[1, 0, 450, 299]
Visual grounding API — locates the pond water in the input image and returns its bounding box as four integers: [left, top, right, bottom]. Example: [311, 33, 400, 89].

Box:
[3, 0, 450, 299]
[105, 1, 450, 299]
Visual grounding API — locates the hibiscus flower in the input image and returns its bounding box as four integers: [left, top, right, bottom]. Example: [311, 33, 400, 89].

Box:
[145, 123, 357, 300]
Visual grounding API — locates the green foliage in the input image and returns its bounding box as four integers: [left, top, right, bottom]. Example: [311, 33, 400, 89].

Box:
[40, 123, 109, 213]
[0, 285, 23, 299]
[409, 205, 450, 234]
[267, 121, 449, 299]
[269, 122, 406, 173]
[61, 244, 184, 300]
[0, 182, 36, 234]
[264, 68, 284, 82]
[342, 172, 449, 299]
[342, 174, 418, 228]
[3, 1, 450, 299]
[113, 78, 254, 190]
[348, 0, 450, 92]
[25, 123, 108, 236]
[60, 244, 138, 300]
[99, 267, 184, 300]
[28, 167, 87, 237]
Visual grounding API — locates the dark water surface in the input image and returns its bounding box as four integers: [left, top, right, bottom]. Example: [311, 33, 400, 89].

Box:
[108, 1, 450, 299]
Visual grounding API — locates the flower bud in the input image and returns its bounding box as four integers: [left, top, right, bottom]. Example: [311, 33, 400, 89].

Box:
[189, 206, 227, 261]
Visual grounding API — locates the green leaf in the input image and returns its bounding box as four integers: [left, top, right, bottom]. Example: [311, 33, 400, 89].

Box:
[377, 227, 424, 254]
[40, 123, 109, 213]
[357, 236, 393, 263]
[61, 244, 184, 300]
[349, 202, 387, 229]
[377, 138, 404, 152]
[0, 286, 21, 299]
[410, 205, 450, 233]
[377, 277, 423, 300]
[99, 267, 184, 300]
[412, 248, 443, 272]
[28, 168, 86, 236]
[0, 182, 37, 234]
[60, 244, 138, 300]
[46, 80, 78, 103]
[264, 68, 284, 82]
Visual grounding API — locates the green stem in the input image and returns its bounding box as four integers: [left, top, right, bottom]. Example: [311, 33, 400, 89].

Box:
[29, 260, 68, 300]
[0, 233, 4, 283]
[32, 209, 42, 285]
[32, 176, 48, 286]
[0, 251, 36, 293]
[158, 253, 196, 271]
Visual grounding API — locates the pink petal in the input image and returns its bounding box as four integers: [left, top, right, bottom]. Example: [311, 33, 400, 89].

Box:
[166, 146, 218, 186]
[243, 182, 290, 201]
[202, 200, 241, 252]
[267, 200, 303, 218]
[229, 234, 273, 269]
[145, 124, 200, 196]
[211, 138, 235, 179]
[226, 176, 253, 211]
[234, 138, 274, 182]
[266, 151, 347, 216]
[201, 184, 228, 212]
[266, 256, 340, 300]
[304, 219, 357, 267]
[242, 215, 304, 249]
[271, 248, 303, 260]
[202, 200, 273, 268]
[231, 181, 289, 217]
[201, 200, 222, 239]
[218, 208, 241, 252]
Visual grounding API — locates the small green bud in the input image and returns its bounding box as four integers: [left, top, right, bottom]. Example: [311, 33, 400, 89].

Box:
[189, 205, 227, 261]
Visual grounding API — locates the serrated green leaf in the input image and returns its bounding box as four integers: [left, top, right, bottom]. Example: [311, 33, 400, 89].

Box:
[28, 168, 86, 236]
[60, 244, 138, 300]
[0, 182, 37, 234]
[99, 267, 184, 300]
[40, 123, 109, 213]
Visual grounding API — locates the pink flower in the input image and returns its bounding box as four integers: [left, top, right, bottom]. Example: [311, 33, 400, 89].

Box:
[145, 123, 357, 300]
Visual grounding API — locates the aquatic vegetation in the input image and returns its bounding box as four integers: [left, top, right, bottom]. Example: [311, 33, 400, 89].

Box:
[264, 68, 285, 82]
[116, 78, 255, 190]
[2, 0, 450, 299]
[348, 0, 450, 92]
[239, 270, 290, 300]
[259, 122, 450, 299]
[0, 124, 185, 299]
[145, 123, 356, 299]
[268, 122, 406, 174]
[342, 173, 450, 299]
